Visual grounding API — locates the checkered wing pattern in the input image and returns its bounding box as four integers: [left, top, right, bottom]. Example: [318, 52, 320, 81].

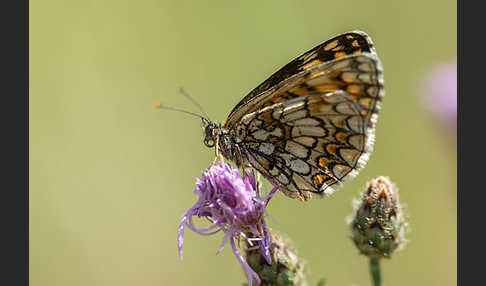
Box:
[221, 31, 384, 200]
[224, 30, 378, 130]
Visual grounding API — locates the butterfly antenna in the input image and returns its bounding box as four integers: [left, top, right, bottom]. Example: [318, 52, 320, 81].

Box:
[178, 87, 212, 121]
[154, 102, 208, 122]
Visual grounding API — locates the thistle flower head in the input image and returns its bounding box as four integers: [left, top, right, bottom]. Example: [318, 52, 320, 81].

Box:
[421, 60, 457, 133]
[349, 176, 408, 259]
[246, 233, 308, 286]
[178, 162, 278, 286]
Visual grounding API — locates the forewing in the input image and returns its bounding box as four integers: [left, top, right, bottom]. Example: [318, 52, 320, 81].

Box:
[225, 30, 377, 129]
[234, 88, 381, 200]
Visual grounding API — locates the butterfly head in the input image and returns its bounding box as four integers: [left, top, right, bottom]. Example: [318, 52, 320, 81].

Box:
[202, 119, 221, 148]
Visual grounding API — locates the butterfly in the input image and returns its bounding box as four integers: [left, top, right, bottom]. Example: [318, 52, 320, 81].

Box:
[165, 31, 384, 202]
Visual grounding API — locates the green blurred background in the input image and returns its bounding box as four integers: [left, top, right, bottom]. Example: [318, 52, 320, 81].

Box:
[30, 1, 456, 285]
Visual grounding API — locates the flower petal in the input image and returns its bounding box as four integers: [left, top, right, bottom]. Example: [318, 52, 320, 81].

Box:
[230, 236, 261, 286]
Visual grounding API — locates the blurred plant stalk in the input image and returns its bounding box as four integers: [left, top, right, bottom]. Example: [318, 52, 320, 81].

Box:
[369, 257, 381, 286]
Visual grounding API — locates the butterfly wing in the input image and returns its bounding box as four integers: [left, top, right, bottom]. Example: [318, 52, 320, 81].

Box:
[228, 52, 384, 200]
[224, 30, 377, 130]
[234, 90, 376, 200]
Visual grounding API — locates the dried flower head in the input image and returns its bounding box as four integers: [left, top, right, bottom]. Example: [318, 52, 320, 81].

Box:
[246, 232, 308, 286]
[349, 176, 408, 259]
[178, 162, 278, 286]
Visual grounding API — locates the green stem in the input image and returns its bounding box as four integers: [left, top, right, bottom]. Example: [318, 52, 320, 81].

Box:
[368, 257, 381, 286]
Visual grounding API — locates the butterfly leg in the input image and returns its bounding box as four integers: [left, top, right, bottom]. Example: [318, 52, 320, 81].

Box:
[212, 136, 225, 165]
[234, 145, 248, 180]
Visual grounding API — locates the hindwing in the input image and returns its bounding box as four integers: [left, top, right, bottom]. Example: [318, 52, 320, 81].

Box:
[233, 91, 378, 200]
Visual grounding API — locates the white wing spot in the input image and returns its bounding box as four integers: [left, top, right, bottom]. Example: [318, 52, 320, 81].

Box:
[259, 142, 275, 155]
[290, 159, 310, 174]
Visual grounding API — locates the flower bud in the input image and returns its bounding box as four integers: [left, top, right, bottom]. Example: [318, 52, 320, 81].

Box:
[246, 233, 308, 286]
[349, 176, 408, 259]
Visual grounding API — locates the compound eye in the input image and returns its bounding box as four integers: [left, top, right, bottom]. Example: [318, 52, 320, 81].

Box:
[204, 139, 215, 148]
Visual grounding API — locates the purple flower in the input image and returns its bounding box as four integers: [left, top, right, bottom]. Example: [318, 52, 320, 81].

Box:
[421, 60, 457, 133]
[178, 162, 278, 286]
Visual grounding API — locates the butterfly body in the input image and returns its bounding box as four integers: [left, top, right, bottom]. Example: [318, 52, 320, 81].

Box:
[202, 31, 384, 201]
